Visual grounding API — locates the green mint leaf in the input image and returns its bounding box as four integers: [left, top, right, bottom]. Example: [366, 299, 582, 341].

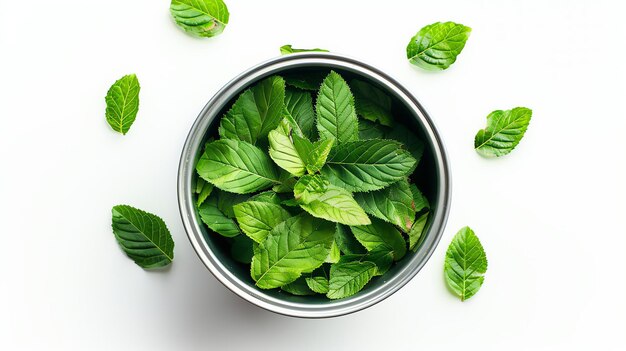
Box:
[406, 21, 471, 71]
[444, 226, 488, 301]
[281, 277, 316, 296]
[409, 184, 430, 213]
[325, 240, 341, 263]
[111, 205, 174, 269]
[335, 223, 367, 255]
[219, 76, 286, 145]
[354, 179, 416, 232]
[198, 193, 241, 237]
[195, 178, 214, 207]
[409, 211, 429, 251]
[251, 214, 335, 289]
[351, 218, 407, 260]
[215, 190, 248, 218]
[474, 107, 532, 157]
[280, 45, 329, 55]
[170, 0, 229, 38]
[292, 135, 334, 174]
[283, 71, 327, 91]
[385, 124, 425, 164]
[248, 191, 281, 205]
[231, 234, 254, 264]
[269, 119, 307, 177]
[105, 74, 140, 135]
[306, 276, 330, 294]
[326, 261, 377, 299]
[233, 201, 291, 243]
[196, 139, 279, 194]
[338, 244, 394, 276]
[351, 80, 393, 126]
[294, 175, 371, 226]
[316, 71, 359, 143]
[358, 119, 387, 140]
[285, 89, 316, 139]
[322, 140, 417, 192]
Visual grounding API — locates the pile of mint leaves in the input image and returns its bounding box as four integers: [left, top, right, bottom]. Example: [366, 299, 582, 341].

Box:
[193, 72, 430, 299]
[108, 0, 534, 303]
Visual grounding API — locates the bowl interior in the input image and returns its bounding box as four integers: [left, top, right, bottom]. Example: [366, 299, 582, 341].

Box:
[190, 63, 441, 306]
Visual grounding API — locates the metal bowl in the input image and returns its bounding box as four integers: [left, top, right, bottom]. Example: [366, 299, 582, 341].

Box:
[178, 53, 451, 318]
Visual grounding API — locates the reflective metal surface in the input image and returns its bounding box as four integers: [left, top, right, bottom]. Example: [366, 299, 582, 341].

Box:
[178, 53, 451, 318]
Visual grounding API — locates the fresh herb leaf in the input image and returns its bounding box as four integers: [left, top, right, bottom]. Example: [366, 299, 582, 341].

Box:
[306, 276, 330, 294]
[281, 277, 316, 296]
[406, 21, 471, 71]
[111, 205, 174, 269]
[294, 175, 370, 226]
[386, 124, 425, 164]
[219, 76, 286, 145]
[335, 223, 367, 255]
[358, 119, 387, 140]
[196, 139, 279, 194]
[338, 244, 394, 276]
[170, 0, 229, 38]
[409, 184, 430, 213]
[351, 80, 393, 126]
[351, 218, 407, 260]
[215, 191, 248, 218]
[248, 191, 281, 205]
[354, 179, 416, 232]
[325, 240, 341, 263]
[292, 135, 334, 174]
[322, 140, 417, 192]
[268, 119, 307, 177]
[280, 45, 329, 55]
[283, 71, 328, 91]
[231, 234, 254, 264]
[195, 178, 214, 207]
[444, 226, 488, 301]
[285, 89, 316, 139]
[251, 214, 335, 289]
[316, 71, 359, 144]
[474, 107, 532, 157]
[198, 193, 241, 237]
[326, 261, 377, 299]
[233, 201, 291, 243]
[105, 74, 140, 135]
[409, 212, 429, 251]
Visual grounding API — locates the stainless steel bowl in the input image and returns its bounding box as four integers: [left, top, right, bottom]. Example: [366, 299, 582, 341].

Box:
[178, 53, 451, 318]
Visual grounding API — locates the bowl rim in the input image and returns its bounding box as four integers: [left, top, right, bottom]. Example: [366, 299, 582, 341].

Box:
[177, 52, 452, 318]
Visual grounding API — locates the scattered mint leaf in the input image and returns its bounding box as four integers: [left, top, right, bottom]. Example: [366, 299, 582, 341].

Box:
[219, 76, 285, 145]
[326, 261, 377, 299]
[233, 201, 291, 243]
[251, 214, 335, 289]
[280, 45, 329, 55]
[351, 218, 407, 261]
[474, 107, 532, 157]
[111, 205, 174, 269]
[306, 276, 330, 294]
[322, 140, 417, 192]
[196, 139, 279, 194]
[406, 21, 471, 71]
[354, 179, 416, 232]
[316, 71, 359, 144]
[105, 74, 140, 135]
[444, 226, 488, 301]
[170, 0, 229, 38]
[351, 80, 393, 126]
[294, 174, 371, 226]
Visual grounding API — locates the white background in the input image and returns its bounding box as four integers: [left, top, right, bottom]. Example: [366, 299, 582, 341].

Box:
[1, 0, 625, 349]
